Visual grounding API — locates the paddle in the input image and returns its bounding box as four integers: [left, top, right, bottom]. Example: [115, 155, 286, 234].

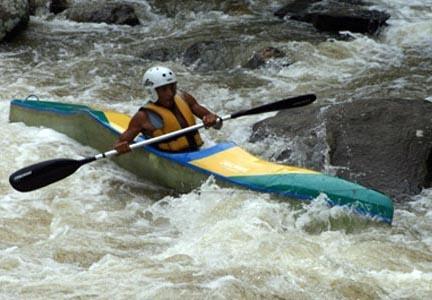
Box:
[9, 93, 316, 192]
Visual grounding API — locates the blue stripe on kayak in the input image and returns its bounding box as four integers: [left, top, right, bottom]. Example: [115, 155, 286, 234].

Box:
[152, 142, 237, 163]
[12, 99, 87, 115]
[11, 99, 110, 123]
[88, 110, 237, 164]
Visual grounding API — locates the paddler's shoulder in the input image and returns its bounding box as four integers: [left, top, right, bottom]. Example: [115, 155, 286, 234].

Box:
[132, 107, 151, 124]
[177, 90, 197, 105]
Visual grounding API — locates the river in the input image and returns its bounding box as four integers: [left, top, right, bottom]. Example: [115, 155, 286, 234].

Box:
[0, 0, 431, 299]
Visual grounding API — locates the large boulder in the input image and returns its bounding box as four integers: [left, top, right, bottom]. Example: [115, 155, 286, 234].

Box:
[182, 42, 290, 72]
[141, 46, 179, 62]
[66, 1, 140, 26]
[251, 99, 432, 201]
[177, 17, 330, 72]
[148, 0, 253, 17]
[243, 47, 288, 69]
[275, 0, 390, 35]
[182, 40, 239, 72]
[0, 0, 29, 42]
[49, 0, 70, 14]
[29, 0, 49, 16]
[274, 0, 321, 18]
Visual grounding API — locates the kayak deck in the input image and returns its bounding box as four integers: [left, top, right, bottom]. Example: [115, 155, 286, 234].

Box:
[9, 99, 394, 224]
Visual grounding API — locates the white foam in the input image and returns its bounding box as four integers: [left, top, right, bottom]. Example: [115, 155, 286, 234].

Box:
[384, 20, 432, 50]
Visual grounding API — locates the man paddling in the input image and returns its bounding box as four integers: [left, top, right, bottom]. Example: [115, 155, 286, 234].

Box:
[115, 66, 222, 153]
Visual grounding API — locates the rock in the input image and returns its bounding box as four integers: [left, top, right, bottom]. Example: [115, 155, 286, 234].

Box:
[297, 5, 390, 34]
[49, 0, 69, 14]
[275, 0, 390, 34]
[221, 1, 254, 15]
[141, 47, 176, 62]
[67, 1, 140, 26]
[148, 0, 252, 17]
[243, 47, 286, 69]
[275, 0, 372, 18]
[181, 39, 298, 73]
[144, 16, 330, 72]
[29, 0, 49, 16]
[182, 40, 239, 72]
[274, 0, 321, 19]
[251, 99, 432, 201]
[0, 0, 29, 42]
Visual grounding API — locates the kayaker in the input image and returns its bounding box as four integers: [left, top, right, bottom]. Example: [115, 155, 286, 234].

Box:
[115, 66, 222, 153]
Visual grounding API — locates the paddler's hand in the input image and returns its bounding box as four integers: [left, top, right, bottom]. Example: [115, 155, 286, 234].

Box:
[203, 113, 223, 130]
[114, 141, 131, 154]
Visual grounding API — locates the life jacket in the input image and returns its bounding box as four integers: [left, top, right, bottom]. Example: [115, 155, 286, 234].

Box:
[141, 95, 203, 152]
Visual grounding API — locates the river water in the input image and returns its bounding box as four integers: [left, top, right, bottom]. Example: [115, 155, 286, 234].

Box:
[0, 1, 431, 299]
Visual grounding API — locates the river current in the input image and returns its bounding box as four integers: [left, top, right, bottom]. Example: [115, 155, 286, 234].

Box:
[0, 0, 431, 299]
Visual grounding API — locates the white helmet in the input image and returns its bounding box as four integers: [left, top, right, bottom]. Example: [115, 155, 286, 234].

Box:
[143, 66, 177, 102]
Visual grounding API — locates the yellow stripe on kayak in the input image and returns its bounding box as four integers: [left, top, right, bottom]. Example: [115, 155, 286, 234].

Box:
[104, 111, 131, 133]
[191, 146, 319, 177]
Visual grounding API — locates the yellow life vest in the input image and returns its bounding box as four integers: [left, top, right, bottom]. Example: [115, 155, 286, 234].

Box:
[144, 95, 204, 152]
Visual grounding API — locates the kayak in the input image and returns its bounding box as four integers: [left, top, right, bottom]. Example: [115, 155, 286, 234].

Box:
[9, 98, 394, 224]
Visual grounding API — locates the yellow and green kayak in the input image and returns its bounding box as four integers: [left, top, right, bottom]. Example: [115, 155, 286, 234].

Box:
[9, 98, 394, 224]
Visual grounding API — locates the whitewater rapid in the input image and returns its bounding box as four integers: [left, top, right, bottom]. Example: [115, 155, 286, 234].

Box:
[1, 0, 431, 298]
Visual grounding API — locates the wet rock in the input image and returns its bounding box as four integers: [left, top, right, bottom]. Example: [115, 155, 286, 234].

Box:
[274, 0, 321, 19]
[251, 99, 432, 201]
[297, 4, 390, 34]
[144, 17, 330, 72]
[148, 0, 252, 17]
[29, 0, 49, 16]
[275, 0, 390, 34]
[182, 38, 298, 72]
[0, 0, 29, 42]
[243, 47, 287, 69]
[141, 47, 174, 62]
[221, 1, 254, 15]
[49, 0, 70, 14]
[67, 1, 140, 26]
[182, 40, 239, 72]
[275, 0, 371, 18]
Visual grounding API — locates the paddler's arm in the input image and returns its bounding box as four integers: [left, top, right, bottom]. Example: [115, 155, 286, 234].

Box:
[114, 110, 155, 154]
[180, 91, 223, 129]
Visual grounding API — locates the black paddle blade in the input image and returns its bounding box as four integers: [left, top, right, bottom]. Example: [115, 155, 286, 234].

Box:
[231, 94, 316, 119]
[9, 157, 95, 192]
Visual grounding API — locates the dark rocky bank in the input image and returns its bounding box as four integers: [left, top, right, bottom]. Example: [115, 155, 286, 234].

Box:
[275, 0, 390, 35]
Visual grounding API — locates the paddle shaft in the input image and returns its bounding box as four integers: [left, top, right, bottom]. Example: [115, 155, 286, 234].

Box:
[96, 115, 228, 160]
[97, 93, 316, 159]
